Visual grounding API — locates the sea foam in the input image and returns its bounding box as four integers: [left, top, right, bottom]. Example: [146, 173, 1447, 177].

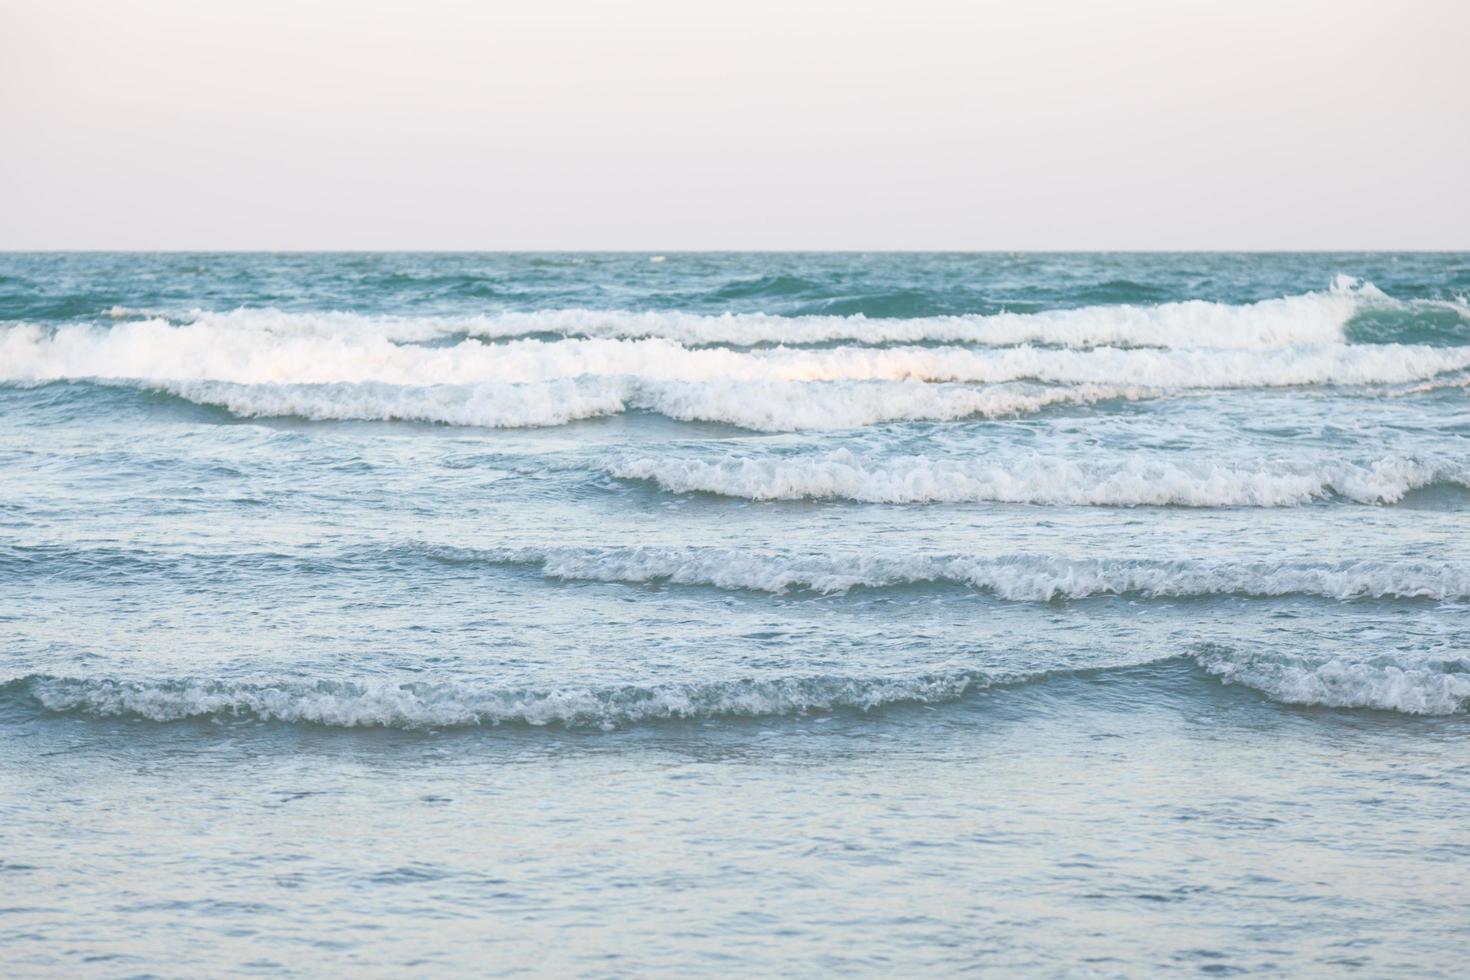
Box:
[96, 280, 1386, 348]
[144, 378, 1149, 430]
[422, 545, 1470, 601]
[1195, 647, 1470, 715]
[6, 321, 1470, 390]
[10, 672, 991, 729]
[607, 450, 1467, 506]
[10, 644, 1467, 728]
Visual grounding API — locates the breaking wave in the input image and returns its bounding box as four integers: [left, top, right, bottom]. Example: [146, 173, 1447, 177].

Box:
[608, 450, 1469, 506]
[9, 541, 1468, 603]
[6, 322, 1470, 391]
[165, 287, 1363, 346]
[8, 647, 1466, 729]
[1195, 647, 1470, 716]
[57, 278, 1428, 348]
[136, 378, 1151, 431]
[420, 545, 1470, 601]
[5, 672, 993, 729]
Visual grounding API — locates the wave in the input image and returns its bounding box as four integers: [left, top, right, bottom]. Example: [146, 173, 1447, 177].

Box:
[607, 450, 1469, 506]
[8, 648, 1466, 728]
[1195, 647, 1470, 716]
[60, 280, 1394, 348]
[421, 545, 1470, 601]
[132, 378, 1149, 431]
[9, 540, 1467, 602]
[6, 321, 1470, 392]
[164, 377, 632, 429]
[4, 672, 991, 729]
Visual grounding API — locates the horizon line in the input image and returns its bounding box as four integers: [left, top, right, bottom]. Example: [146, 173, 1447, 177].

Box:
[4, 248, 1468, 255]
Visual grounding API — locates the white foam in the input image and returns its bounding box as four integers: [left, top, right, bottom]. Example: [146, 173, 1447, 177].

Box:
[163, 378, 633, 429]
[15, 648, 1466, 725]
[149, 378, 1148, 431]
[17, 672, 989, 729]
[1195, 648, 1470, 715]
[141, 283, 1377, 348]
[428, 545, 1470, 601]
[608, 449, 1465, 506]
[5, 320, 1469, 391]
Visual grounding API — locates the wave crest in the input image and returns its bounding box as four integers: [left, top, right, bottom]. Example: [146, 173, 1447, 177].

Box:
[9, 672, 989, 729]
[72, 282, 1385, 348]
[1196, 647, 1470, 715]
[138, 378, 1147, 431]
[607, 450, 1467, 506]
[424, 545, 1470, 601]
[9, 647, 1467, 728]
[7, 322, 1469, 390]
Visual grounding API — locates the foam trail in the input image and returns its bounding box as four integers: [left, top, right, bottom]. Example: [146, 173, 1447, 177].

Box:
[608, 450, 1468, 506]
[129, 282, 1383, 348]
[7, 322, 1470, 389]
[423, 545, 1470, 601]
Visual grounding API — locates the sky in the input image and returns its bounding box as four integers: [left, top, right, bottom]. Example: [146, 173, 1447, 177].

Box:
[2, 0, 1467, 250]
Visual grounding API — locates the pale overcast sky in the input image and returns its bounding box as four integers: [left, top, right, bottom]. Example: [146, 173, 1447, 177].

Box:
[2, 0, 1466, 249]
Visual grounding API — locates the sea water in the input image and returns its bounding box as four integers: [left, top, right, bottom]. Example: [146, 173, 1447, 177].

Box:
[1, 253, 1468, 975]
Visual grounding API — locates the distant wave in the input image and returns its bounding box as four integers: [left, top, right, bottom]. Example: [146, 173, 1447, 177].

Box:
[8, 647, 1466, 728]
[423, 545, 1470, 601]
[6, 323, 1470, 393]
[608, 450, 1469, 506]
[63, 278, 1425, 349]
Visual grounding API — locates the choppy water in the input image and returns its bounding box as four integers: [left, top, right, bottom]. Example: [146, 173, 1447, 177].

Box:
[2, 253, 1469, 975]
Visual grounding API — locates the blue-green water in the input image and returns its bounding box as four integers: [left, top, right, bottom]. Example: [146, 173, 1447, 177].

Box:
[2, 253, 1469, 975]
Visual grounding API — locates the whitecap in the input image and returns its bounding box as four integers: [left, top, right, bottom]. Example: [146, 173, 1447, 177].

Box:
[607, 449, 1467, 506]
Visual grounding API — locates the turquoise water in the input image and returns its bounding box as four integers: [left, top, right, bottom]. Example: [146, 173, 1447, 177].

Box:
[2, 253, 1469, 975]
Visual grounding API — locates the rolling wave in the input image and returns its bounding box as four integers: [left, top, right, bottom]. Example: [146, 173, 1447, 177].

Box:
[57, 278, 1431, 348]
[421, 545, 1470, 601]
[1194, 647, 1470, 716]
[5, 671, 992, 729]
[133, 378, 1150, 431]
[7, 321, 1470, 391]
[9, 540, 1468, 602]
[8, 647, 1466, 728]
[608, 450, 1469, 506]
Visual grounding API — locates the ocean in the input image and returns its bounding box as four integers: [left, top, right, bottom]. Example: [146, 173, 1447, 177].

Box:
[2, 252, 1468, 976]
